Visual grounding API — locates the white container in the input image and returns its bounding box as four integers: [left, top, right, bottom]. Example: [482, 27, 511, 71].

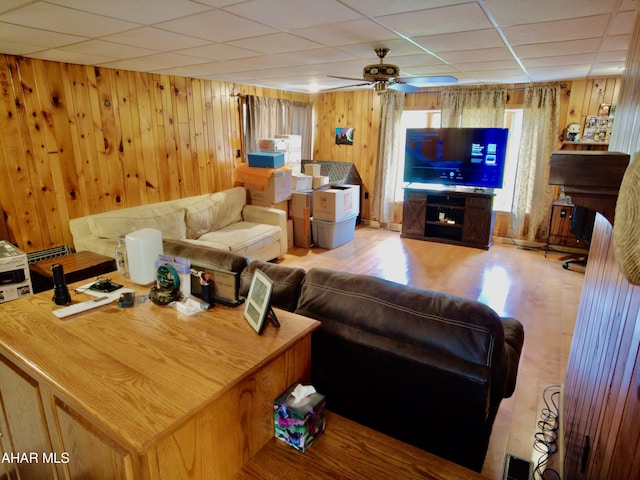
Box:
[126, 228, 163, 285]
[311, 214, 357, 249]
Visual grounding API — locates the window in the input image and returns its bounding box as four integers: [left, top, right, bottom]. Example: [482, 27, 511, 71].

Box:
[397, 109, 523, 211]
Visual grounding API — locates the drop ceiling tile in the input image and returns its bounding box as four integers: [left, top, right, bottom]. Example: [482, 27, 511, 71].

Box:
[400, 64, 460, 77]
[223, 0, 363, 30]
[610, 9, 637, 35]
[589, 62, 626, 76]
[413, 29, 505, 53]
[292, 19, 398, 47]
[157, 10, 277, 42]
[29, 49, 115, 65]
[277, 48, 358, 65]
[513, 38, 602, 58]
[375, 3, 493, 37]
[0, 22, 85, 48]
[0, 2, 137, 37]
[484, 0, 620, 26]
[336, 40, 424, 59]
[596, 50, 627, 63]
[601, 34, 631, 51]
[0, 0, 33, 15]
[227, 32, 323, 54]
[0, 41, 44, 56]
[522, 53, 597, 68]
[502, 16, 610, 45]
[60, 40, 158, 59]
[391, 53, 447, 68]
[174, 43, 259, 61]
[455, 59, 522, 72]
[340, 0, 471, 17]
[527, 65, 591, 80]
[439, 47, 514, 64]
[47, 0, 212, 24]
[103, 27, 211, 51]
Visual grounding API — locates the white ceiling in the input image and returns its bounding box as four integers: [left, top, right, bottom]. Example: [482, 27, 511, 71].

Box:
[0, 0, 636, 93]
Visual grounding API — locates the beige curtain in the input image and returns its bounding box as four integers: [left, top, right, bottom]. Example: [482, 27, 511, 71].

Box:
[509, 83, 561, 241]
[245, 96, 313, 159]
[245, 96, 292, 154]
[441, 85, 507, 128]
[372, 89, 405, 224]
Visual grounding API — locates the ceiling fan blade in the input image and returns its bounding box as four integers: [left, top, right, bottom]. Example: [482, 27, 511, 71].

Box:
[321, 82, 372, 92]
[327, 75, 371, 82]
[400, 75, 458, 87]
[388, 83, 421, 93]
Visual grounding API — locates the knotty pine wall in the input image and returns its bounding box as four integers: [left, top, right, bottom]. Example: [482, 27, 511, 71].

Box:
[312, 90, 381, 222]
[0, 54, 310, 253]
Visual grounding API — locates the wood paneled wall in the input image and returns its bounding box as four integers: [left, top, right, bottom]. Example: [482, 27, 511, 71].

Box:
[311, 90, 381, 221]
[0, 54, 309, 253]
[562, 214, 640, 479]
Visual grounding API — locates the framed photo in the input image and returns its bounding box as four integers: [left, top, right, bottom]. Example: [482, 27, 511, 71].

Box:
[243, 269, 274, 334]
[335, 127, 354, 145]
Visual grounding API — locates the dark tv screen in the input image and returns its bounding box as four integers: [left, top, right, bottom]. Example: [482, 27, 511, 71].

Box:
[403, 128, 509, 189]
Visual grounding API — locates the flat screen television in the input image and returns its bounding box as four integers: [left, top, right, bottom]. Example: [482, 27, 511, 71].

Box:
[403, 127, 509, 189]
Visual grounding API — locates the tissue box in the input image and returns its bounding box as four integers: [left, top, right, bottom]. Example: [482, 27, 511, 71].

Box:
[274, 384, 326, 452]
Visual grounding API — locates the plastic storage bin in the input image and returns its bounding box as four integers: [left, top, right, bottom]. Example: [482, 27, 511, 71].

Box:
[311, 214, 357, 249]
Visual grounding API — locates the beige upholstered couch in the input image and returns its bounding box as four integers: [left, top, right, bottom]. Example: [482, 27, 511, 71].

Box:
[69, 187, 287, 262]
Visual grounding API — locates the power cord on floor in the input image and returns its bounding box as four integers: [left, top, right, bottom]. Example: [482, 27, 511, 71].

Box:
[533, 385, 561, 480]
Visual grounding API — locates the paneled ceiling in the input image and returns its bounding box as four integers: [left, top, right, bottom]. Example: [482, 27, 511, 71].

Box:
[0, 0, 636, 93]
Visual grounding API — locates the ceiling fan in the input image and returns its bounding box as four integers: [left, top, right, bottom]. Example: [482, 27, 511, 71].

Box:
[327, 48, 457, 93]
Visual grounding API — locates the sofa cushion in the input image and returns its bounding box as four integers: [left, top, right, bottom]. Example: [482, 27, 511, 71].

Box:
[184, 198, 216, 239]
[239, 260, 306, 312]
[197, 222, 280, 257]
[91, 208, 187, 240]
[210, 187, 246, 231]
[163, 239, 248, 274]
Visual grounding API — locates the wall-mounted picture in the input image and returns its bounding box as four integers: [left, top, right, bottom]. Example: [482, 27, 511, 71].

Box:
[243, 269, 275, 334]
[335, 127, 354, 145]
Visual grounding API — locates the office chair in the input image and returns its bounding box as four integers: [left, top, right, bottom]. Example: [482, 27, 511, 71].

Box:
[563, 205, 596, 270]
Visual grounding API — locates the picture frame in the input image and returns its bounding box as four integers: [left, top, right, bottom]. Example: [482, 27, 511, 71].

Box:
[243, 269, 276, 334]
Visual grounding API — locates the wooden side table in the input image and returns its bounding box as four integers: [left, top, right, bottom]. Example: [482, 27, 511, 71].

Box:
[29, 251, 116, 293]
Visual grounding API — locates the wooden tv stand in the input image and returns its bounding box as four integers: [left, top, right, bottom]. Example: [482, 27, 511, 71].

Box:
[401, 187, 496, 249]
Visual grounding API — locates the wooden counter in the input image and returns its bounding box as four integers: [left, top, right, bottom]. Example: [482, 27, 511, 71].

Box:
[0, 275, 319, 480]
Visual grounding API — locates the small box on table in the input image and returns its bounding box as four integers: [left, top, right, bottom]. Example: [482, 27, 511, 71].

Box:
[0, 241, 32, 303]
[274, 384, 326, 452]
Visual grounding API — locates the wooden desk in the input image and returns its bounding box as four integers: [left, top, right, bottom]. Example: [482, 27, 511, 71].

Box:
[233, 411, 489, 480]
[0, 274, 319, 480]
[29, 251, 116, 293]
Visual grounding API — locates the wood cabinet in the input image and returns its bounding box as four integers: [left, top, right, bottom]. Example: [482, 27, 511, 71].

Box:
[401, 188, 495, 249]
[0, 275, 319, 480]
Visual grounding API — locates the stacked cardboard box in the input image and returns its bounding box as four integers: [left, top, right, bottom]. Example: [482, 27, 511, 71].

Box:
[276, 134, 302, 174]
[311, 185, 360, 249]
[289, 192, 313, 248]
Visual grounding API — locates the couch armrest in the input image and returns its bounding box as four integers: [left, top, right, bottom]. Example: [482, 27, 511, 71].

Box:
[501, 317, 525, 397]
[242, 205, 287, 256]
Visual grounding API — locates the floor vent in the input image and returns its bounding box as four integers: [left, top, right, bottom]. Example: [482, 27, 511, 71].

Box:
[503, 453, 533, 480]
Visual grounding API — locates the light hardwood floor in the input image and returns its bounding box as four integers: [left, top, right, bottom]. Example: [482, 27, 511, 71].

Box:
[277, 226, 585, 480]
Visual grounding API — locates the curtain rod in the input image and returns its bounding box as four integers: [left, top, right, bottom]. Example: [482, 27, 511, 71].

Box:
[410, 83, 568, 94]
